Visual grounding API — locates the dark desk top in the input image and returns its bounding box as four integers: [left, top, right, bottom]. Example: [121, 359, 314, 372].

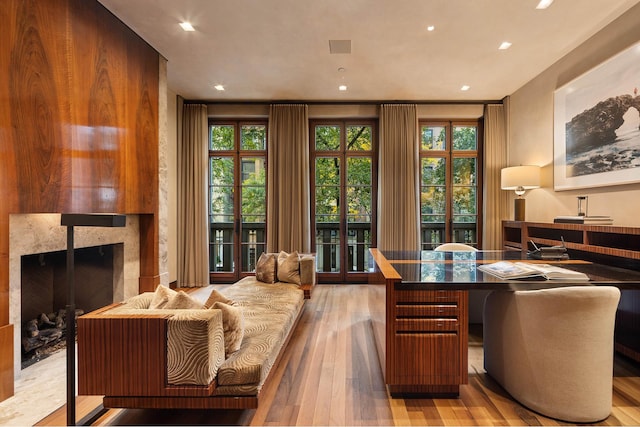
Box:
[375, 249, 640, 291]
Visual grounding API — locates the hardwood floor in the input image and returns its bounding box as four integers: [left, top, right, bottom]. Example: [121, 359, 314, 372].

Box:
[37, 285, 640, 426]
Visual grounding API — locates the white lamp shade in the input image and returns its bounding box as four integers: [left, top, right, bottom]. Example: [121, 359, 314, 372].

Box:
[501, 165, 541, 190]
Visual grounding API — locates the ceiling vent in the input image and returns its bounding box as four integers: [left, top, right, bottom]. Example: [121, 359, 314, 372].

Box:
[329, 40, 351, 54]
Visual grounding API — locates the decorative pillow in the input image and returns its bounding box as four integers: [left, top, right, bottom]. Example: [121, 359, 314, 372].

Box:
[121, 292, 154, 309]
[149, 285, 177, 309]
[204, 289, 235, 309]
[164, 291, 204, 310]
[277, 251, 301, 284]
[212, 301, 245, 356]
[255, 252, 277, 283]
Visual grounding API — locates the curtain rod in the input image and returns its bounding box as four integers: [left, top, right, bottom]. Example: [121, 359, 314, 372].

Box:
[183, 99, 504, 106]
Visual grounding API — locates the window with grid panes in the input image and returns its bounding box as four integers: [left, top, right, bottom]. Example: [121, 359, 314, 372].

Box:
[209, 121, 267, 281]
[419, 121, 481, 249]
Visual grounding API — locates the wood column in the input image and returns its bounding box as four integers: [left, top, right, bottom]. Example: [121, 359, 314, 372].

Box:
[139, 214, 161, 293]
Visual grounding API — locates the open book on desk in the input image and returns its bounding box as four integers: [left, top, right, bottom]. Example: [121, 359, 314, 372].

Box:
[478, 261, 590, 281]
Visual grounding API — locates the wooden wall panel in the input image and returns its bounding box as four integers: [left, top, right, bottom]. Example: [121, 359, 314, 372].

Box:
[0, 325, 14, 402]
[67, 0, 127, 213]
[7, 0, 72, 213]
[124, 31, 159, 214]
[0, 4, 19, 401]
[0, 1, 20, 222]
[0, 0, 160, 401]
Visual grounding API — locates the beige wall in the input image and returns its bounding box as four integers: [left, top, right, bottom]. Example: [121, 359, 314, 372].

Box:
[167, 88, 178, 283]
[509, 3, 640, 226]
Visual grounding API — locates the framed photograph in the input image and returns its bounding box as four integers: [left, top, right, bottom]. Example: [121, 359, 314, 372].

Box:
[553, 42, 640, 191]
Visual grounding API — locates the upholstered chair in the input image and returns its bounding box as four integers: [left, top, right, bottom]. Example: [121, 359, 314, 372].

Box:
[483, 286, 620, 423]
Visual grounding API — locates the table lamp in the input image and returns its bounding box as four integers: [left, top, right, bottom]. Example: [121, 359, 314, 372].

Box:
[501, 165, 540, 221]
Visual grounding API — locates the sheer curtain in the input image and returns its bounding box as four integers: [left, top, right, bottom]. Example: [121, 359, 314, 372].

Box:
[378, 104, 421, 251]
[178, 103, 210, 286]
[483, 100, 510, 249]
[266, 104, 311, 253]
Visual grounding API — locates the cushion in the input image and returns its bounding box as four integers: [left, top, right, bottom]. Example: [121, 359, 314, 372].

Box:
[277, 251, 301, 284]
[255, 252, 277, 283]
[214, 278, 304, 391]
[120, 292, 153, 309]
[212, 301, 245, 356]
[164, 291, 204, 310]
[204, 289, 235, 309]
[166, 310, 224, 386]
[149, 285, 177, 309]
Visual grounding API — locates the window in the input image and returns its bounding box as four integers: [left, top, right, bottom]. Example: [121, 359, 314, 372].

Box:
[209, 121, 267, 281]
[420, 120, 482, 249]
[311, 120, 377, 282]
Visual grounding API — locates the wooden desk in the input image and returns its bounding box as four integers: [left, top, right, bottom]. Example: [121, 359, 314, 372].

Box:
[369, 249, 640, 397]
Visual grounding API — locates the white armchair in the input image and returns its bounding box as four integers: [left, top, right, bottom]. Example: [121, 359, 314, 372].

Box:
[433, 243, 478, 251]
[483, 286, 620, 423]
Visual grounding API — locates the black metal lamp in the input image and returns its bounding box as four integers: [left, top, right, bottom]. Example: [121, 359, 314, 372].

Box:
[60, 214, 126, 426]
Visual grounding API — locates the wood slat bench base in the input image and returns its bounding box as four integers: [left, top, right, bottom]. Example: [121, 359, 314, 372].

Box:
[103, 395, 259, 409]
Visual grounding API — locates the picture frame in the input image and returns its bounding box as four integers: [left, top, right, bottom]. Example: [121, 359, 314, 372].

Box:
[553, 41, 640, 191]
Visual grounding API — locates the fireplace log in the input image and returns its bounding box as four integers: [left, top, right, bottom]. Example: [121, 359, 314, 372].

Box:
[21, 309, 84, 354]
[38, 313, 56, 329]
[22, 336, 44, 353]
[22, 328, 63, 352]
[24, 319, 38, 338]
[55, 314, 64, 329]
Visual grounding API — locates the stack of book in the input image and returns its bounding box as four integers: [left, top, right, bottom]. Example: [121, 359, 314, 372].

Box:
[553, 215, 613, 225]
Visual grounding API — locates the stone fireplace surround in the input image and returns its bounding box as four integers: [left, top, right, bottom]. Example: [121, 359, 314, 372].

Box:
[9, 213, 141, 378]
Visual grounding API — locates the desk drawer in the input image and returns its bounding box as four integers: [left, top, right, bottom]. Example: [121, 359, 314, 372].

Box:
[396, 304, 459, 317]
[396, 318, 458, 332]
[395, 290, 461, 304]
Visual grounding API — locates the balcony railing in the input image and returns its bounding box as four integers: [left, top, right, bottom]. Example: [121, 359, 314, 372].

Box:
[315, 222, 371, 273]
[421, 222, 477, 250]
[209, 222, 265, 272]
[209, 221, 477, 273]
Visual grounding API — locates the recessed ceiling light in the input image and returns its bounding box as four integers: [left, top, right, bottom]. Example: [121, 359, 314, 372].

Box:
[460, 85, 470, 91]
[499, 41, 512, 50]
[214, 84, 225, 91]
[338, 85, 348, 91]
[179, 22, 195, 31]
[536, 0, 553, 9]
[427, 25, 435, 32]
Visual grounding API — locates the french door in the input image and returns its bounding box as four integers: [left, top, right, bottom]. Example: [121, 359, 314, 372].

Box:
[208, 121, 267, 282]
[311, 120, 377, 283]
[419, 120, 482, 249]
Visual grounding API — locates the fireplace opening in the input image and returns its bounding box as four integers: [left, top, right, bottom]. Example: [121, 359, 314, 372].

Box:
[20, 244, 117, 369]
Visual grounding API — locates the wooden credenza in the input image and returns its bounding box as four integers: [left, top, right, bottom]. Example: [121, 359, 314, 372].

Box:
[502, 220, 640, 259]
[502, 220, 640, 362]
[369, 249, 468, 396]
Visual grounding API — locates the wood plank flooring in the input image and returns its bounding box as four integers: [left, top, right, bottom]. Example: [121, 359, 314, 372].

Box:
[37, 285, 640, 426]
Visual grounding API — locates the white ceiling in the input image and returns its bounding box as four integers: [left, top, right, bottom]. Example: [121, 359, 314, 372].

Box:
[98, 0, 640, 102]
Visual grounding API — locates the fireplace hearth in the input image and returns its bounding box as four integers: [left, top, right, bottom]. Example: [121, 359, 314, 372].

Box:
[9, 213, 141, 379]
[20, 245, 116, 368]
